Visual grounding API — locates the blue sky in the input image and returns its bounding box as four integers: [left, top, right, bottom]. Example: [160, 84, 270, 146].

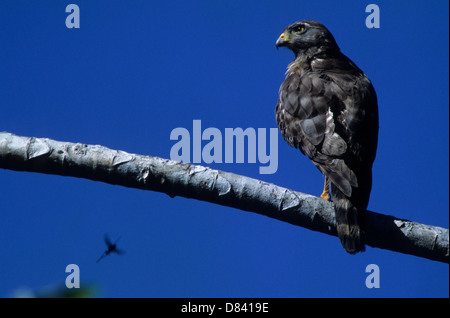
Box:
[0, 0, 448, 298]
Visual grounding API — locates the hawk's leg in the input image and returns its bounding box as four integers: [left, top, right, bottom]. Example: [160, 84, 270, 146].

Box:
[320, 176, 331, 201]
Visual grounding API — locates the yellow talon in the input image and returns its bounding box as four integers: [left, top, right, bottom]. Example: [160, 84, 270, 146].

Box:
[320, 176, 331, 201]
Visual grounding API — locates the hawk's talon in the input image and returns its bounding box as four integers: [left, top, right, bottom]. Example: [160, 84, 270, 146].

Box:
[320, 176, 331, 201]
[320, 191, 331, 201]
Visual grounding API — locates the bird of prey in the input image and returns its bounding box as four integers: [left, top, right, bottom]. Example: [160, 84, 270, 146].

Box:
[275, 20, 379, 253]
[96, 234, 124, 263]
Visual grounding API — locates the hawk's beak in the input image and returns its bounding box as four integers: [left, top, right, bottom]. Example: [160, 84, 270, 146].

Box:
[276, 33, 287, 49]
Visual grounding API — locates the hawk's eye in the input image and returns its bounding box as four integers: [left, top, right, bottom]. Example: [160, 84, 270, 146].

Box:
[292, 25, 306, 34]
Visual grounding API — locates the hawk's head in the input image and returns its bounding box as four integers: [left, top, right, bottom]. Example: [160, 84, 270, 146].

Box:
[276, 20, 339, 55]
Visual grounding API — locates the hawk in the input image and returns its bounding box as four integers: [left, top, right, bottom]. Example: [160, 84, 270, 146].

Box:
[275, 20, 379, 253]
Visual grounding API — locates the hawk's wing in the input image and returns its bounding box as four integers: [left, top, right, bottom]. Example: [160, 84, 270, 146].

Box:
[276, 61, 372, 198]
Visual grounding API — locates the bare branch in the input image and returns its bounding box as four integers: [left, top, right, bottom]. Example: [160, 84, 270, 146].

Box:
[1, 132, 448, 263]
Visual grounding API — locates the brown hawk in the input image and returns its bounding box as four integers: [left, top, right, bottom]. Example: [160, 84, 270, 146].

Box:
[275, 20, 379, 253]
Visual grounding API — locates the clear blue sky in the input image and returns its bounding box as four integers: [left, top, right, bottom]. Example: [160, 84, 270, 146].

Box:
[0, 0, 448, 298]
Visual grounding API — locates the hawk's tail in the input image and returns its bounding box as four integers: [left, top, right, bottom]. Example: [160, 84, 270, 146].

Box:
[331, 186, 365, 254]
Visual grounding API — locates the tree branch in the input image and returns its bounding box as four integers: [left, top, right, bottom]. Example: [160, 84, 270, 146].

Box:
[1, 132, 448, 263]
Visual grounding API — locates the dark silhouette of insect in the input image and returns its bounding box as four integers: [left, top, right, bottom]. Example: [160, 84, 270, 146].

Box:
[96, 234, 124, 263]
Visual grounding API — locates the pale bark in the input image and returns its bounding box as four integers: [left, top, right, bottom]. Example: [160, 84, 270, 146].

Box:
[0, 132, 448, 263]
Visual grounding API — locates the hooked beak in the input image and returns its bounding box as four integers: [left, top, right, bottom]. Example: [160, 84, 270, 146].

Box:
[276, 32, 287, 49]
